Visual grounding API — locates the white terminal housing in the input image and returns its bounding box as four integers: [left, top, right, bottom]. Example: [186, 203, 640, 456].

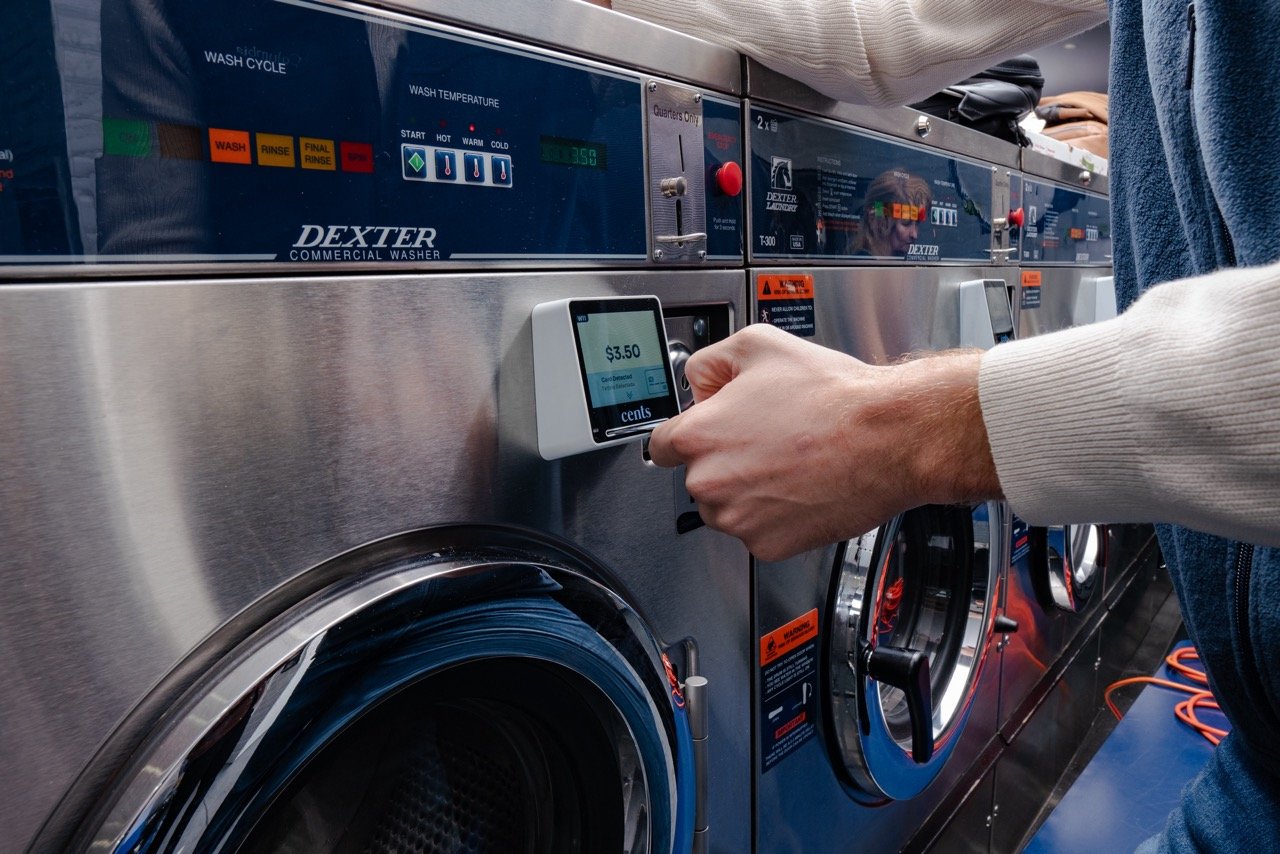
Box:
[532, 296, 681, 460]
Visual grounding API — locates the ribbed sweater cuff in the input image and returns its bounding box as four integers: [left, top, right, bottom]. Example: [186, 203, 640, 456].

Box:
[978, 316, 1143, 525]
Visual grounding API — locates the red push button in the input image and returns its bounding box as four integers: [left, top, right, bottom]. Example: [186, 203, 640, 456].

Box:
[1008, 207, 1025, 228]
[714, 161, 743, 197]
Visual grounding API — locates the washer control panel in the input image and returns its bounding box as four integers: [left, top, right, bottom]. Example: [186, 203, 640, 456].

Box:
[533, 296, 680, 459]
[1020, 179, 1111, 265]
[2, 0, 744, 268]
[746, 104, 1006, 264]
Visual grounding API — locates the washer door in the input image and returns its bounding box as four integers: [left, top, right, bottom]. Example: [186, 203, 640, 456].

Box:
[827, 503, 1000, 802]
[80, 548, 693, 854]
[1035, 523, 1105, 612]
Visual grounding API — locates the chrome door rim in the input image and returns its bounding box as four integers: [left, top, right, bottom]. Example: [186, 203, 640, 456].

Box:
[828, 502, 1000, 801]
[1044, 523, 1104, 612]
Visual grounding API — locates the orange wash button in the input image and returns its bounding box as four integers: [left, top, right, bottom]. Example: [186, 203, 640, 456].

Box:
[208, 128, 252, 164]
[1021, 270, 1042, 288]
[300, 137, 336, 170]
[256, 132, 295, 168]
[757, 273, 814, 301]
[760, 608, 819, 667]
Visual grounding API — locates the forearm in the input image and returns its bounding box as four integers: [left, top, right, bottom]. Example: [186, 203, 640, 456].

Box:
[889, 351, 1002, 505]
[611, 0, 1106, 106]
[980, 261, 1280, 546]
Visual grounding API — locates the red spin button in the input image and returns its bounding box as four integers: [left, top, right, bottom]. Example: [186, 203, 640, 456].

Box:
[714, 161, 743, 196]
[1008, 207, 1026, 228]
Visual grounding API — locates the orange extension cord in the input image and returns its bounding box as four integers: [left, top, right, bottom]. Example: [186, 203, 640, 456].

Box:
[1103, 647, 1229, 746]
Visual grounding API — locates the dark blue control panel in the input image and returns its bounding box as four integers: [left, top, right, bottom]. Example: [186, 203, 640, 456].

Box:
[1, 0, 743, 266]
[747, 106, 998, 263]
[1021, 179, 1112, 265]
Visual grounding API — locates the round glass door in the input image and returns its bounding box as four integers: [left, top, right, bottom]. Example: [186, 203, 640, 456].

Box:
[81, 552, 693, 854]
[1039, 523, 1105, 612]
[827, 503, 1000, 802]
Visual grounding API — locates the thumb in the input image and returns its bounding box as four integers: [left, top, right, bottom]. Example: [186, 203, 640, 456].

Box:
[683, 324, 786, 403]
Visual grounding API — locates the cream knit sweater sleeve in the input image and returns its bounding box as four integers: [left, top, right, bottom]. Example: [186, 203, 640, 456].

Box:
[980, 261, 1280, 547]
[610, 0, 1107, 106]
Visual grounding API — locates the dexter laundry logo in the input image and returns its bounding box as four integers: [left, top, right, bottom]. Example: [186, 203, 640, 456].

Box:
[766, 156, 799, 213]
[904, 243, 941, 260]
[770, 156, 793, 191]
[288, 224, 441, 261]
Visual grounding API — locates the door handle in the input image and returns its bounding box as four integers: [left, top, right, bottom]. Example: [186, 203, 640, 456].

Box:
[862, 644, 933, 763]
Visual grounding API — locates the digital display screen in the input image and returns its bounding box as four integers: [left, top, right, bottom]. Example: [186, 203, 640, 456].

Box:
[569, 298, 678, 441]
[540, 135, 608, 170]
[984, 281, 1015, 337]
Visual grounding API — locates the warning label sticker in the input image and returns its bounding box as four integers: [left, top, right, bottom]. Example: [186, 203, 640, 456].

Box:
[1010, 513, 1031, 565]
[756, 274, 816, 337]
[760, 608, 820, 771]
[1020, 270, 1042, 309]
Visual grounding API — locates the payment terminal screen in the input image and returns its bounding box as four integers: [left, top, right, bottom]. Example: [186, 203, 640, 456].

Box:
[575, 308, 671, 409]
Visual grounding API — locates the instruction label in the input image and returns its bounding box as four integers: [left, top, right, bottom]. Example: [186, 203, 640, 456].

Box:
[1010, 513, 1031, 565]
[1020, 270, 1042, 309]
[756, 274, 816, 337]
[760, 608, 820, 771]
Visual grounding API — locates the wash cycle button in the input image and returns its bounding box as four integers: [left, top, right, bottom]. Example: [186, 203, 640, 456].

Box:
[255, 132, 295, 168]
[490, 154, 512, 186]
[208, 128, 251, 164]
[463, 152, 485, 183]
[434, 149, 457, 181]
[301, 137, 336, 170]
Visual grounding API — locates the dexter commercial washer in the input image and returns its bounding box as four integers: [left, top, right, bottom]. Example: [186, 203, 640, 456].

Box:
[0, 2, 752, 852]
[741, 63, 1024, 852]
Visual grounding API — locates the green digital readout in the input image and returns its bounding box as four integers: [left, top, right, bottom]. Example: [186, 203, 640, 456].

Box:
[539, 135, 608, 170]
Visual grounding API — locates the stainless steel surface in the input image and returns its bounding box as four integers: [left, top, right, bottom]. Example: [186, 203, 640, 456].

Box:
[1000, 266, 1114, 734]
[751, 265, 1011, 853]
[647, 82, 709, 262]
[922, 766, 996, 854]
[992, 632, 1102, 853]
[375, 0, 743, 95]
[1019, 148, 1111, 196]
[990, 169, 1016, 264]
[743, 58, 1022, 170]
[1013, 267, 1117, 337]
[993, 547, 1174, 853]
[0, 270, 752, 853]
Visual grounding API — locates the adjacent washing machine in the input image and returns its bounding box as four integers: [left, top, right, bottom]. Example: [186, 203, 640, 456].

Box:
[997, 154, 1116, 740]
[741, 64, 1024, 852]
[0, 2, 754, 852]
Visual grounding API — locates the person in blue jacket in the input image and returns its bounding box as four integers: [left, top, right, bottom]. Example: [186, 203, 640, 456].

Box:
[603, 0, 1280, 850]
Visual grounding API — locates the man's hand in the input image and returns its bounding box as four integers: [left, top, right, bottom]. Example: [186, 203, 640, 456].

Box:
[647, 324, 1000, 561]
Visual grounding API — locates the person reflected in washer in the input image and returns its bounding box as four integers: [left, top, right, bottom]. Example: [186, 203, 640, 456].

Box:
[851, 168, 931, 258]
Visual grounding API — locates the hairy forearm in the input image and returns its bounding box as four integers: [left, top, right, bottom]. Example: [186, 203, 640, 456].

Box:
[890, 351, 1003, 505]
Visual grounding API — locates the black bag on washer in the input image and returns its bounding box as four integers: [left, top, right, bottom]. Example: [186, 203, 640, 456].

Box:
[909, 55, 1045, 146]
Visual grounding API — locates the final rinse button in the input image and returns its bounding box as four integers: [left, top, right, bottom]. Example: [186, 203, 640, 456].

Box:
[434, 149, 458, 181]
[463, 152, 485, 183]
[491, 155, 513, 187]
